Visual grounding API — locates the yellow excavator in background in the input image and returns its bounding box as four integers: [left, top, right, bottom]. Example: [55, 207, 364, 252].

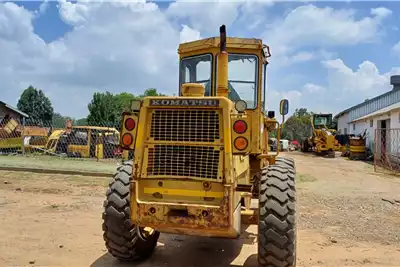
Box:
[301, 113, 342, 158]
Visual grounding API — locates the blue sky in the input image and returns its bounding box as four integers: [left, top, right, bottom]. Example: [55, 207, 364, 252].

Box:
[1, 0, 400, 119]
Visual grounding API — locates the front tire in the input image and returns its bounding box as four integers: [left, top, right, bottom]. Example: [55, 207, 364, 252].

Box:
[102, 161, 160, 261]
[258, 157, 297, 267]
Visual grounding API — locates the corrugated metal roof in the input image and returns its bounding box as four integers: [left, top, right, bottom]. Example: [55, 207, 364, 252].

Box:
[351, 101, 400, 122]
[0, 101, 29, 118]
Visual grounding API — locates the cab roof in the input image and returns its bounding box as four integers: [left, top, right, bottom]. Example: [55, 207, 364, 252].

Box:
[178, 37, 265, 55]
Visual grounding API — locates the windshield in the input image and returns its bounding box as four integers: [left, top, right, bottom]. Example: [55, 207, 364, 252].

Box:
[179, 54, 212, 96]
[314, 116, 330, 126]
[220, 54, 258, 109]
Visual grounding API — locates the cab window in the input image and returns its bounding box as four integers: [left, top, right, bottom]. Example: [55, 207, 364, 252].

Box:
[217, 53, 258, 109]
[179, 54, 213, 96]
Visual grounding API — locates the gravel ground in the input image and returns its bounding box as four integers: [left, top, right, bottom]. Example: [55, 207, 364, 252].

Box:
[0, 152, 399, 267]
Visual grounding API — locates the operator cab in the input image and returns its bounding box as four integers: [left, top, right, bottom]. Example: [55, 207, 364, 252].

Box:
[313, 114, 333, 130]
[178, 38, 270, 112]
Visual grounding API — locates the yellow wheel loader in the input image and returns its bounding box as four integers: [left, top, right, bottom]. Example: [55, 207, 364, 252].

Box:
[301, 113, 342, 158]
[102, 25, 297, 267]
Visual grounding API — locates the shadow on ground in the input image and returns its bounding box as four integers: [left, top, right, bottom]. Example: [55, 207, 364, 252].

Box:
[91, 227, 258, 267]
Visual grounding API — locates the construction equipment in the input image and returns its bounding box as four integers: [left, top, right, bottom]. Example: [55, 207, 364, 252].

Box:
[349, 129, 367, 160]
[102, 25, 297, 267]
[301, 113, 342, 157]
[43, 125, 131, 159]
[0, 117, 49, 153]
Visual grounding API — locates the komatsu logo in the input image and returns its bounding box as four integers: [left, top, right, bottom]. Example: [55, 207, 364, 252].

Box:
[150, 99, 219, 107]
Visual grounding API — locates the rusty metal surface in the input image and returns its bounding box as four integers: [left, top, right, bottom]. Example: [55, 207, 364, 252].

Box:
[131, 185, 243, 238]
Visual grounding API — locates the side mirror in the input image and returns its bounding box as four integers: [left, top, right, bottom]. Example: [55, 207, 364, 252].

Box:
[279, 99, 289, 116]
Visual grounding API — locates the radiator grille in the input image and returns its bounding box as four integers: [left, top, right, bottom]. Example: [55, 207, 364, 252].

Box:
[150, 110, 220, 142]
[147, 145, 220, 179]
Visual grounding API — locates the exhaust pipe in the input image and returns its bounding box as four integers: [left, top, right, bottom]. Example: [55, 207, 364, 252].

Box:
[217, 25, 229, 98]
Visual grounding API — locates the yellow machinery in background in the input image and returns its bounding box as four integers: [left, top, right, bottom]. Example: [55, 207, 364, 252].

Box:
[301, 113, 342, 158]
[101, 25, 297, 267]
[44, 125, 131, 160]
[0, 118, 49, 152]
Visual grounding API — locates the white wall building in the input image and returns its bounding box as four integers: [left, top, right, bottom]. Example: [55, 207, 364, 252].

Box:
[334, 75, 400, 152]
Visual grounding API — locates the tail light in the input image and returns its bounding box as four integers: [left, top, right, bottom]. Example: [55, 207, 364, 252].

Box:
[233, 120, 247, 134]
[234, 137, 248, 151]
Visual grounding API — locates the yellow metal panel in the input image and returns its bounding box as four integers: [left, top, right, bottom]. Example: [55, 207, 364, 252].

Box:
[0, 137, 22, 149]
[68, 145, 89, 157]
[96, 144, 104, 159]
[143, 188, 224, 198]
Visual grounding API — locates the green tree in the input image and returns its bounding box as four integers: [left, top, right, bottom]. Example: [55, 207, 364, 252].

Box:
[115, 92, 139, 112]
[17, 86, 54, 124]
[86, 88, 166, 126]
[139, 88, 166, 97]
[87, 91, 120, 126]
[75, 117, 88, 126]
[281, 108, 313, 141]
[52, 113, 73, 128]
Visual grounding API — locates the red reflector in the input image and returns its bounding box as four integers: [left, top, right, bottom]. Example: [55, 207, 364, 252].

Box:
[125, 118, 136, 131]
[233, 120, 247, 134]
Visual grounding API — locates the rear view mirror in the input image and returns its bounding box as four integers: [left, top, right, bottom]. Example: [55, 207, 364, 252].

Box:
[279, 99, 289, 116]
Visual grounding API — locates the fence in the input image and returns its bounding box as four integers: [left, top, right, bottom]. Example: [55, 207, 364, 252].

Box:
[0, 115, 130, 174]
[374, 128, 400, 174]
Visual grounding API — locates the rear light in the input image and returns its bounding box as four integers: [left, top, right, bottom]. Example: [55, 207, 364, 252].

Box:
[125, 118, 136, 131]
[233, 120, 247, 134]
[234, 137, 248, 151]
[122, 133, 133, 147]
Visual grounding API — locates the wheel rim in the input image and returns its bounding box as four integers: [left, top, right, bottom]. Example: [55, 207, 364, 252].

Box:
[137, 226, 156, 241]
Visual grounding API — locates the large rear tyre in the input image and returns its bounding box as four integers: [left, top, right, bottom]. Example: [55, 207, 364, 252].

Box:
[258, 157, 296, 267]
[102, 161, 160, 261]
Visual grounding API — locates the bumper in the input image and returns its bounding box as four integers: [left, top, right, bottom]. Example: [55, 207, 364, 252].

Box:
[131, 193, 241, 238]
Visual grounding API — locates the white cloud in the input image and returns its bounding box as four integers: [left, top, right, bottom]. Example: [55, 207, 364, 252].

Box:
[180, 24, 201, 44]
[0, 1, 398, 120]
[265, 4, 392, 67]
[58, 0, 91, 26]
[165, 1, 240, 35]
[303, 83, 325, 94]
[321, 59, 400, 112]
[0, 1, 180, 117]
[370, 7, 392, 18]
[392, 41, 400, 57]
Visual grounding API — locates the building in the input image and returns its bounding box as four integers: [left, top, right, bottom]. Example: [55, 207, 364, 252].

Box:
[0, 101, 29, 124]
[334, 75, 400, 152]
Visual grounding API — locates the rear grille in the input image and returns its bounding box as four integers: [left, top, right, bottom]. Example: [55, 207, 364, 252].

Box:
[150, 110, 220, 142]
[147, 145, 220, 179]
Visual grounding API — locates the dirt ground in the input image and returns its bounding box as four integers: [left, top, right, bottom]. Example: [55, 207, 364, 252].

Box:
[0, 152, 400, 267]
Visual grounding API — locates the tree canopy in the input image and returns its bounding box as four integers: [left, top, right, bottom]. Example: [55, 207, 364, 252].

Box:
[17, 86, 54, 124]
[281, 108, 313, 141]
[86, 88, 166, 126]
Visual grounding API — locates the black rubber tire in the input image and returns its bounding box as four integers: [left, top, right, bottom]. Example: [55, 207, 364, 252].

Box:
[301, 139, 308, 153]
[102, 160, 160, 261]
[258, 157, 296, 267]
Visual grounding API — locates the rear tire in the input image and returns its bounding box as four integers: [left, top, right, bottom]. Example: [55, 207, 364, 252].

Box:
[258, 157, 296, 267]
[102, 161, 160, 261]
